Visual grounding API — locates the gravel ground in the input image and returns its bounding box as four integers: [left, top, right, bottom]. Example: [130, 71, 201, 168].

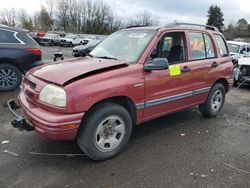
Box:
[0, 46, 249, 187]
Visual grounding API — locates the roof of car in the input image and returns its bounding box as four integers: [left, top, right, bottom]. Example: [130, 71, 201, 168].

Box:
[0, 24, 28, 33]
[227, 41, 249, 46]
[124, 23, 221, 33]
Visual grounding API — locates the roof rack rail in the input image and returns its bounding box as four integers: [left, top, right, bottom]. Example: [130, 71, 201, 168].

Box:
[165, 22, 219, 32]
[0, 24, 29, 32]
[125, 25, 143, 29]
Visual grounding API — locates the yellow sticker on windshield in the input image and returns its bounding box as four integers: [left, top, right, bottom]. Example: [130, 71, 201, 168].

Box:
[169, 65, 181, 76]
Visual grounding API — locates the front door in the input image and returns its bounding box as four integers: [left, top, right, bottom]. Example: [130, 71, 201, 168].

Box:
[143, 31, 194, 121]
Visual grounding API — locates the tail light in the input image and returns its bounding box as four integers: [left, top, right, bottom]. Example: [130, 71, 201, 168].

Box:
[26, 48, 42, 56]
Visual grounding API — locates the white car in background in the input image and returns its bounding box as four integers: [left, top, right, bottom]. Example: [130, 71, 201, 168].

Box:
[234, 53, 250, 85]
[227, 41, 250, 64]
[60, 34, 83, 47]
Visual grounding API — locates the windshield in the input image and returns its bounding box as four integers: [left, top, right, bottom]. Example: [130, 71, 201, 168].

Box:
[228, 43, 240, 54]
[90, 30, 156, 64]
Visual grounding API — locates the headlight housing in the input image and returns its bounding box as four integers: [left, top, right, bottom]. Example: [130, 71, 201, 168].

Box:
[39, 84, 67, 107]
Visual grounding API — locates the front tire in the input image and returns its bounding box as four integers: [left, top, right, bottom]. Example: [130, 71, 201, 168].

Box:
[50, 40, 55, 46]
[199, 83, 226, 118]
[77, 102, 132, 161]
[0, 63, 22, 91]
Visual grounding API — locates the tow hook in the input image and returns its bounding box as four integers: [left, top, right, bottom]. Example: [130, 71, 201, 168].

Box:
[4, 99, 34, 131]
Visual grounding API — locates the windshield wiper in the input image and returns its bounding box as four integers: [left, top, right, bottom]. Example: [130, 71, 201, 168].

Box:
[95, 56, 118, 60]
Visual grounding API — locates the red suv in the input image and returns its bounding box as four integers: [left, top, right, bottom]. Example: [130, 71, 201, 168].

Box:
[8, 23, 233, 160]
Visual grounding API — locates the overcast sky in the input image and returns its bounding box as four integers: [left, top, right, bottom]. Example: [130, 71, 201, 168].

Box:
[1, 0, 250, 25]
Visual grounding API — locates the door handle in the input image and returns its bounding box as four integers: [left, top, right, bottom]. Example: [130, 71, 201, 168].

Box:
[181, 66, 191, 73]
[211, 61, 219, 68]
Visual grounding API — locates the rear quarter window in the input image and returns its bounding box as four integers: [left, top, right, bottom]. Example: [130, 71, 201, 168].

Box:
[0, 29, 20, 43]
[214, 34, 229, 57]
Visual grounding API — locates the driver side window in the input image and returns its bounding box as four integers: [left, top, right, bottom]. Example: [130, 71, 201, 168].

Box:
[150, 32, 186, 64]
[240, 46, 246, 54]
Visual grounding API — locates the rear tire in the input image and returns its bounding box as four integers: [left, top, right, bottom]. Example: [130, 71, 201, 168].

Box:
[199, 83, 226, 118]
[0, 63, 22, 91]
[77, 102, 132, 161]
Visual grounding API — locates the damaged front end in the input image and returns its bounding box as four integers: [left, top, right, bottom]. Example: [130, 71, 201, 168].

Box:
[234, 57, 250, 85]
[4, 100, 34, 131]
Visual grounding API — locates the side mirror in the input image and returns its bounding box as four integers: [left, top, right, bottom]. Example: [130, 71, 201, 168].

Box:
[144, 58, 169, 71]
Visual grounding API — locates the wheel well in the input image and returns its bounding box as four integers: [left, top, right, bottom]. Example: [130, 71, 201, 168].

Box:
[83, 96, 137, 127]
[0, 61, 23, 74]
[214, 78, 229, 93]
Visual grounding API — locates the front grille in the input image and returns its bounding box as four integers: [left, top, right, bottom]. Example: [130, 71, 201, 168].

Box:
[24, 78, 36, 90]
[61, 40, 66, 42]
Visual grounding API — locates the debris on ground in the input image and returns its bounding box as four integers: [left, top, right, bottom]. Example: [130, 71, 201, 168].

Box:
[2, 140, 10, 144]
[190, 172, 194, 176]
[201, 174, 208, 178]
[29, 151, 86, 157]
[223, 163, 250, 174]
[210, 169, 214, 172]
[3, 150, 19, 157]
[180, 133, 186, 136]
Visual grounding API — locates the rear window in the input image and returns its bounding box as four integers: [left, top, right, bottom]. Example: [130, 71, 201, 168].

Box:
[0, 29, 20, 43]
[214, 34, 229, 57]
[189, 32, 215, 60]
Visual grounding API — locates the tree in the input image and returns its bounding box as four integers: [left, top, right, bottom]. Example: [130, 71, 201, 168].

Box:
[237, 18, 248, 30]
[206, 5, 224, 32]
[18, 9, 33, 30]
[128, 10, 159, 26]
[38, 6, 53, 31]
[0, 8, 16, 26]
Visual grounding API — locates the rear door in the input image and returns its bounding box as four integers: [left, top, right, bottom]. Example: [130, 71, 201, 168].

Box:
[181, 31, 218, 105]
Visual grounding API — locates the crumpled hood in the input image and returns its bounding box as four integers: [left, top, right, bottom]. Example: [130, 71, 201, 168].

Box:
[29, 57, 128, 85]
[238, 57, 250, 66]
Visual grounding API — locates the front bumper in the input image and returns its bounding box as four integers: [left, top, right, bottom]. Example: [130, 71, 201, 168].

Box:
[7, 91, 85, 140]
[60, 41, 72, 46]
[72, 51, 81, 57]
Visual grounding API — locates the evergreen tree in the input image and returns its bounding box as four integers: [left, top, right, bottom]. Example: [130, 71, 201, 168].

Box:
[206, 5, 224, 32]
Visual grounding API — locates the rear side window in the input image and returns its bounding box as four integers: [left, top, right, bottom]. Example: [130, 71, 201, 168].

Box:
[0, 29, 20, 43]
[214, 34, 229, 57]
[189, 32, 215, 60]
[189, 33, 206, 60]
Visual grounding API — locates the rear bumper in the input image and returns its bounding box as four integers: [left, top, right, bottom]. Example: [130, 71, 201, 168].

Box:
[40, 40, 52, 45]
[16, 90, 84, 140]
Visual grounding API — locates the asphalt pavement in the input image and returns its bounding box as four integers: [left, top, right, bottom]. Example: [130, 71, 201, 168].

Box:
[0, 46, 250, 188]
